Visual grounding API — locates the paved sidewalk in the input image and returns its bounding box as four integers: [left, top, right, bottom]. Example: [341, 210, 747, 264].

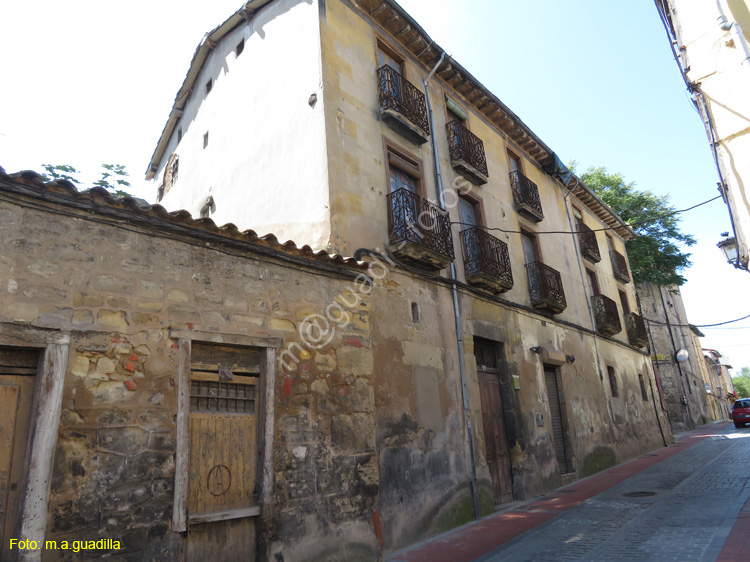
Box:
[388, 422, 749, 562]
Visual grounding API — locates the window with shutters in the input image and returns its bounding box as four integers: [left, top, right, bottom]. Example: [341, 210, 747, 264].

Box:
[607, 366, 619, 398]
[639, 374, 648, 401]
[544, 366, 571, 474]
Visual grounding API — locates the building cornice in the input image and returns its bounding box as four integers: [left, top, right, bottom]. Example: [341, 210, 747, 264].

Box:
[351, 0, 635, 239]
[145, 0, 635, 239]
[145, 0, 275, 181]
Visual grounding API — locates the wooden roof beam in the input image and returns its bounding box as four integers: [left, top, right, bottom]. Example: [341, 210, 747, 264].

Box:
[475, 94, 489, 106]
[395, 24, 411, 37]
[371, 1, 387, 17]
[467, 90, 483, 103]
[406, 35, 422, 48]
[438, 64, 454, 78]
[383, 12, 400, 27]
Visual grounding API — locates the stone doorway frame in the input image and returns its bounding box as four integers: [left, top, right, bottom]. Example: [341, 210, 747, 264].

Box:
[0, 323, 70, 562]
[170, 329, 282, 534]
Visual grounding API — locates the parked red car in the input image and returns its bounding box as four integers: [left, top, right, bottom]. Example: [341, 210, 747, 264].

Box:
[732, 399, 750, 428]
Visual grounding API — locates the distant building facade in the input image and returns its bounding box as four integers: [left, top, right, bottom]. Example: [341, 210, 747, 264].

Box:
[655, 0, 750, 271]
[637, 283, 712, 432]
[696, 341, 732, 420]
[704, 348, 737, 415]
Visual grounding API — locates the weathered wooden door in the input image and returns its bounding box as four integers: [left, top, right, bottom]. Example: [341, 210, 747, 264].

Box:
[474, 339, 513, 505]
[478, 372, 513, 505]
[0, 348, 38, 562]
[186, 344, 261, 562]
[544, 367, 570, 474]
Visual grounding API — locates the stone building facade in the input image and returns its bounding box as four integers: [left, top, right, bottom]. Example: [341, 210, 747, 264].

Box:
[637, 283, 712, 432]
[143, 0, 671, 558]
[1, 2, 676, 562]
[704, 348, 737, 414]
[0, 172, 379, 561]
[702, 348, 733, 420]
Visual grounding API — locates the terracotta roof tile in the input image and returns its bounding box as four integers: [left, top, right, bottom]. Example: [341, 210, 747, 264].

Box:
[0, 167, 368, 271]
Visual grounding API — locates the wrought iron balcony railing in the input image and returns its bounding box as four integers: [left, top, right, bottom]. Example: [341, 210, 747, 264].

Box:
[446, 121, 488, 184]
[525, 261, 566, 314]
[592, 294, 622, 336]
[510, 170, 543, 222]
[377, 65, 430, 141]
[610, 250, 631, 283]
[387, 187, 454, 269]
[461, 227, 513, 293]
[578, 223, 601, 263]
[625, 312, 648, 348]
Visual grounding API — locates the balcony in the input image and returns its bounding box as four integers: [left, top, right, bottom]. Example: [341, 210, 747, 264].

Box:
[461, 227, 513, 293]
[377, 65, 430, 145]
[610, 250, 631, 283]
[446, 121, 488, 185]
[591, 294, 622, 336]
[625, 312, 648, 348]
[578, 223, 601, 263]
[525, 261, 566, 314]
[387, 187, 454, 270]
[510, 171, 543, 222]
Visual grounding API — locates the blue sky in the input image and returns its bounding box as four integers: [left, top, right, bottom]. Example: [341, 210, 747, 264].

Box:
[1, 0, 748, 371]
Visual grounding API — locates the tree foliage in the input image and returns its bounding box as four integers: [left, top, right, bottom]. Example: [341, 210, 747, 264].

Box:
[576, 165, 696, 286]
[41, 164, 81, 185]
[735, 367, 750, 398]
[39, 163, 132, 197]
[93, 164, 132, 198]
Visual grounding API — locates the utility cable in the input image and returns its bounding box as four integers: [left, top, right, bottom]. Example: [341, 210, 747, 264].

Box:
[644, 312, 750, 328]
[447, 195, 721, 235]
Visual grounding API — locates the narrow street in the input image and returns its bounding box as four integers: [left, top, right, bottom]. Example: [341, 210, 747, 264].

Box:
[389, 423, 750, 562]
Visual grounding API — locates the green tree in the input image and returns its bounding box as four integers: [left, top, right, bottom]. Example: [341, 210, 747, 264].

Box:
[93, 164, 132, 198]
[39, 163, 133, 197]
[40, 164, 81, 185]
[734, 367, 750, 398]
[575, 165, 696, 286]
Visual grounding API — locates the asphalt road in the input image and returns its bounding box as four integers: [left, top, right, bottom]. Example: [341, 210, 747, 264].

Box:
[476, 424, 750, 562]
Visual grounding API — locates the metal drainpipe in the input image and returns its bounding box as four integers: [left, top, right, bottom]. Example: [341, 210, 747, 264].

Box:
[715, 0, 750, 65]
[695, 91, 745, 269]
[424, 52, 481, 521]
[559, 181, 604, 382]
[657, 1, 747, 269]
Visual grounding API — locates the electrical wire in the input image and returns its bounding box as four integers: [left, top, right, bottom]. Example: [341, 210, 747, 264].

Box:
[644, 313, 750, 328]
[448, 195, 721, 235]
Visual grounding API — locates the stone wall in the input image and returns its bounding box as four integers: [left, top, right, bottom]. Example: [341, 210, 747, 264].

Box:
[0, 180, 378, 561]
[0, 173, 675, 562]
[637, 283, 710, 433]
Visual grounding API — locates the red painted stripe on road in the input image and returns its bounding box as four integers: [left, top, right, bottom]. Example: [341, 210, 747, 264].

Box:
[394, 512, 557, 562]
[716, 496, 750, 562]
[389, 423, 728, 562]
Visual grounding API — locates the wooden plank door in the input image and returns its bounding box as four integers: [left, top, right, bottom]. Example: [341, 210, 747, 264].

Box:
[544, 367, 570, 474]
[0, 348, 38, 562]
[478, 371, 513, 505]
[186, 344, 261, 562]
